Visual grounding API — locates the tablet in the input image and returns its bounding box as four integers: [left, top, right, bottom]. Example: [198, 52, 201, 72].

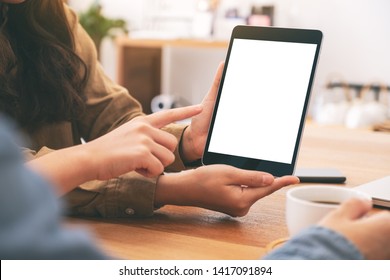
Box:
[202, 25, 323, 177]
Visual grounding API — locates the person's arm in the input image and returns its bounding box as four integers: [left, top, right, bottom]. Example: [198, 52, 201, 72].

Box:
[28, 145, 299, 218]
[26, 104, 299, 219]
[27, 106, 203, 196]
[264, 198, 390, 260]
[263, 226, 364, 260]
[318, 198, 390, 259]
[155, 165, 299, 217]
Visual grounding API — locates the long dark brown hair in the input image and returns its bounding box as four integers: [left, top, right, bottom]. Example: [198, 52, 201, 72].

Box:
[0, 0, 87, 131]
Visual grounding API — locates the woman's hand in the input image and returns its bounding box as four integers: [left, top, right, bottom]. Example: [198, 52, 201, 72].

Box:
[28, 105, 202, 195]
[155, 164, 299, 217]
[85, 105, 203, 180]
[180, 62, 224, 162]
[319, 198, 390, 259]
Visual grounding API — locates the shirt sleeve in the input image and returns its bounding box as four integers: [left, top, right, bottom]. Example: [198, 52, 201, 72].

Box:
[63, 173, 157, 218]
[0, 119, 108, 260]
[263, 226, 364, 260]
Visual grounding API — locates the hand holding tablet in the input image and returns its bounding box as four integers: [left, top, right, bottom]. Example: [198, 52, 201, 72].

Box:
[202, 25, 323, 176]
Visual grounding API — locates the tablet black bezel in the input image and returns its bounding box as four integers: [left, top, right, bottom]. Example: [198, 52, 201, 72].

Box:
[202, 25, 323, 177]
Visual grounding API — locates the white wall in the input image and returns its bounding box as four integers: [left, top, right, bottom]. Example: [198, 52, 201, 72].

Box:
[69, 0, 390, 103]
[275, 0, 390, 88]
[69, 0, 196, 31]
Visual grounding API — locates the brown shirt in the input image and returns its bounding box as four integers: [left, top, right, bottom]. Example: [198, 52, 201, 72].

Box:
[23, 6, 187, 218]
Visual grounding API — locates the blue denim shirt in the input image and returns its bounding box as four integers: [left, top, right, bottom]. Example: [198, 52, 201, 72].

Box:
[0, 119, 107, 260]
[263, 226, 364, 260]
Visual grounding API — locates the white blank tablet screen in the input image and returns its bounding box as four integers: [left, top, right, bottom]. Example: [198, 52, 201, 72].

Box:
[208, 38, 317, 164]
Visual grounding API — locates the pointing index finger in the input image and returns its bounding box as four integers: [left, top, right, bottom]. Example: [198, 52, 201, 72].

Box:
[146, 105, 203, 128]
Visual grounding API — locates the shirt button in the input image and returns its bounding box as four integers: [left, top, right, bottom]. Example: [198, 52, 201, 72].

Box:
[125, 208, 135, 216]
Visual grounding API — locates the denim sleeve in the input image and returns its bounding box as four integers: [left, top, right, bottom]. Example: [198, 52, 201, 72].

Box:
[0, 119, 108, 260]
[263, 226, 364, 260]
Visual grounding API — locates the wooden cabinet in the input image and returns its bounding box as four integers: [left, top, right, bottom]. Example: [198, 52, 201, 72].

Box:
[116, 37, 228, 114]
[118, 46, 161, 114]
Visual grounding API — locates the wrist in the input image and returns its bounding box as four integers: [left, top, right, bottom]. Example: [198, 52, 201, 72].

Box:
[58, 144, 98, 188]
[74, 144, 99, 182]
[27, 144, 95, 195]
[154, 170, 194, 208]
[154, 174, 178, 208]
[180, 126, 198, 163]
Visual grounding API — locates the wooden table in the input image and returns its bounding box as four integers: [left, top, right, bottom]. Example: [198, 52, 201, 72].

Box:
[68, 123, 390, 259]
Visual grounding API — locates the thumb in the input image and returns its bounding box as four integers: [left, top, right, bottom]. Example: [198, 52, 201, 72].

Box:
[202, 61, 224, 103]
[335, 197, 373, 220]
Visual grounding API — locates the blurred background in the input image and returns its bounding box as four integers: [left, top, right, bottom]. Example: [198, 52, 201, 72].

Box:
[68, 0, 390, 129]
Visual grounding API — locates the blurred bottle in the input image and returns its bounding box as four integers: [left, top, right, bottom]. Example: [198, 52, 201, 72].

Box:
[192, 0, 220, 38]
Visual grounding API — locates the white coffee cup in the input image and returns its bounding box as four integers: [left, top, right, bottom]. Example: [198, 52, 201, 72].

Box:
[286, 185, 372, 236]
